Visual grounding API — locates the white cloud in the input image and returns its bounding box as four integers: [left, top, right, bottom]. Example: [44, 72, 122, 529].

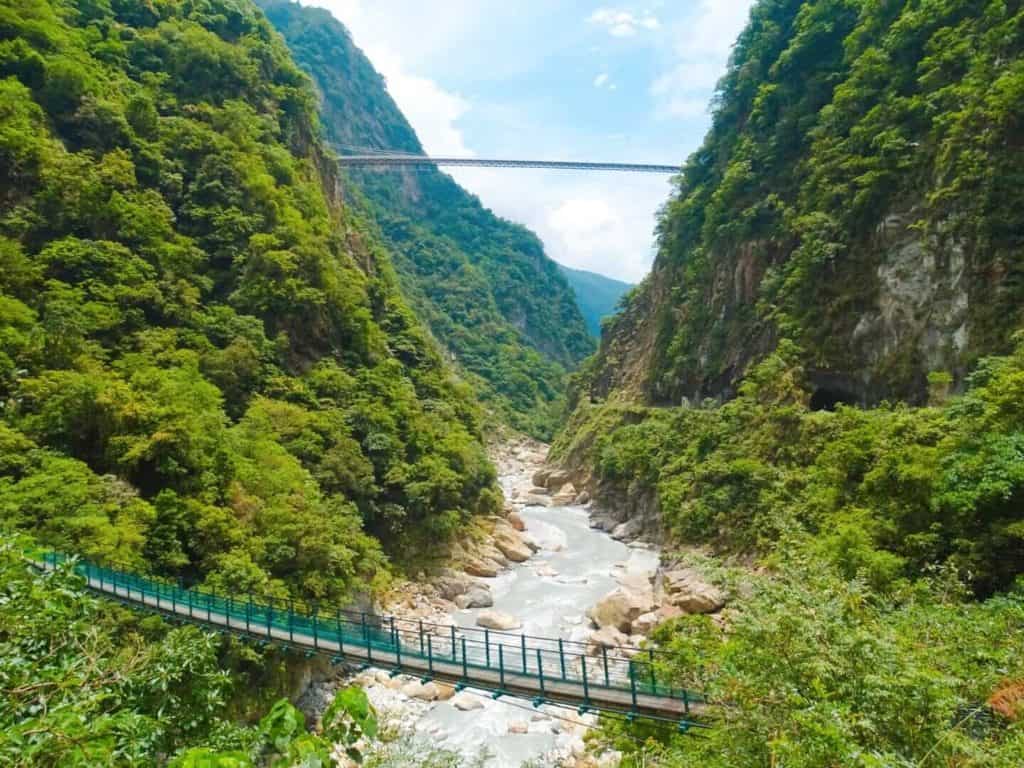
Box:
[588, 7, 660, 37]
[593, 72, 610, 88]
[306, 0, 473, 156]
[651, 0, 754, 119]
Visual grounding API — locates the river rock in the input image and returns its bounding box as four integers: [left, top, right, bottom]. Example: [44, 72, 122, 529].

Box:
[588, 626, 627, 653]
[525, 493, 552, 507]
[451, 691, 484, 711]
[543, 469, 573, 491]
[401, 680, 430, 699]
[454, 585, 494, 609]
[574, 490, 591, 505]
[464, 557, 501, 578]
[434, 569, 472, 600]
[493, 529, 533, 562]
[535, 563, 559, 578]
[531, 468, 551, 487]
[551, 486, 577, 506]
[663, 568, 726, 613]
[610, 518, 643, 542]
[508, 721, 529, 734]
[434, 683, 456, 701]
[588, 587, 655, 633]
[508, 511, 526, 531]
[631, 611, 660, 635]
[476, 610, 522, 630]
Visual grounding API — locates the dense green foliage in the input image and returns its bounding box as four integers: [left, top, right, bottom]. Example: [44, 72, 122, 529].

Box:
[0, 0, 501, 604]
[256, 0, 594, 439]
[557, 264, 632, 338]
[556, 340, 1024, 764]
[590, 0, 1024, 405]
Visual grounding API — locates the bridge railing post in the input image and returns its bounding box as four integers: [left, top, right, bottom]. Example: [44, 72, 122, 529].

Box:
[418, 620, 424, 656]
[629, 659, 638, 713]
[484, 629, 490, 667]
[602, 646, 610, 687]
[648, 649, 656, 693]
[581, 654, 590, 705]
[312, 607, 319, 651]
[450, 625, 456, 662]
[288, 599, 294, 644]
[427, 634, 434, 676]
[558, 639, 566, 680]
[521, 634, 527, 673]
[394, 621, 402, 668]
[498, 643, 505, 690]
[461, 638, 468, 682]
[536, 649, 545, 697]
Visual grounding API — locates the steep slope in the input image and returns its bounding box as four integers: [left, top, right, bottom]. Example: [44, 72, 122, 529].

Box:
[550, 3, 1024, 764]
[0, 0, 499, 604]
[585, 0, 1024, 408]
[558, 264, 633, 337]
[256, 0, 594, 439]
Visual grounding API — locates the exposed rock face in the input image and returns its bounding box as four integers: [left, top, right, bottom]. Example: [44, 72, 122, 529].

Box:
[434, 569, 472, 601]
[661, 568, 726, 614]
[587, 587, 655, 633]
[463, 557, 501, 578]
[476, 610, 522, 631]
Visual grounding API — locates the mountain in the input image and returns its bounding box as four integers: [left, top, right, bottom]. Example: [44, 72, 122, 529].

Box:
[551, 2, 1024, 765]
[557, 264, 633, 337]
[584, 0, 1024, 409]
[0, 0, 500, 603]
[256, 0, 593, 439]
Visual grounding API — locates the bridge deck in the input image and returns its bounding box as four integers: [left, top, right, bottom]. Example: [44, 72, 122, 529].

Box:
[336, 155, 679, 174]
[37, 554, 703, 724]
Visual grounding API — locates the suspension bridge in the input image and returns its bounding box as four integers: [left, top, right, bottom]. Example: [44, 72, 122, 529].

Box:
[335, 152, 679, 174]
[36, 553, 705, 729]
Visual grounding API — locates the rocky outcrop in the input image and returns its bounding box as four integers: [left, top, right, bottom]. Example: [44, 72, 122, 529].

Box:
[454, 586, 493, 609]
[587, 586, 656, 633]
[660, 568, 726, 614]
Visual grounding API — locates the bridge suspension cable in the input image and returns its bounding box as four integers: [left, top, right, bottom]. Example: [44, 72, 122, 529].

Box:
[335, 149, 679, 174]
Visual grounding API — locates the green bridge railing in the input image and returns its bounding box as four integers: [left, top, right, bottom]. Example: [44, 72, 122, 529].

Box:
[37, 552, 703, 724]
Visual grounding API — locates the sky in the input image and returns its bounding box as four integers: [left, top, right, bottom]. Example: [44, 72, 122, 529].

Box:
[303, 1, 755, 283]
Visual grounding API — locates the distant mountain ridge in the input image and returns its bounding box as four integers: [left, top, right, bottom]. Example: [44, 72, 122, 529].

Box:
[557, 264, 633, 337]
[257, 0, 593, 438]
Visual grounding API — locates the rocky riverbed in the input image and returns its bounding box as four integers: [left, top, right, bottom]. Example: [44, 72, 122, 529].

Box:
[312, 435, 726, 767]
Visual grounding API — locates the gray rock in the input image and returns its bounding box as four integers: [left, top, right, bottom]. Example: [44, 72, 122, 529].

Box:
[454, 585, 493, 609]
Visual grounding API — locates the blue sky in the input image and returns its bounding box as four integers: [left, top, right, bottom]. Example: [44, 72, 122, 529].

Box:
[304, 1, 755, 282]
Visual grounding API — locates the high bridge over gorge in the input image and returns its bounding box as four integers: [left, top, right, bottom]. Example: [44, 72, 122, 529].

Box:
[36, 553, 705, 730]
[335, 150, 679, 174]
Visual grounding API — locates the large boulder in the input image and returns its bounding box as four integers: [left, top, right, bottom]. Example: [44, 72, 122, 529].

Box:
[587, 587, 655, 633]
[544, 469, 573, 491]
[662, 568, 726, 614]
[476, 610, 522, 631]
[454, 585, 493, 609]
[631, 611, 660, 636]
[493, 529, 532, 562]
[587, 626, 627, 654]
[463, 557, 501, 578]
[524, 493, 552, 507]
[610, 518, 643, 542]
[434, 569, 472, 600]
[551, 485, 577, 506]
[508, 511, 526, 531]
[451, 691, 484, 711]
[531, 468, 552, 488]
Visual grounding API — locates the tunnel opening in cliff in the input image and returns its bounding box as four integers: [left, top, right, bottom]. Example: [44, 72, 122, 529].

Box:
[809, 386, 860, 412]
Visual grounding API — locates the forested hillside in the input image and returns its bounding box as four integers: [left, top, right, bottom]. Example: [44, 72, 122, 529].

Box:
[0, 0, 502, 609]
[554, 1, 1024, 765]
[587, 0, 1024, 407]
[558, 264, 633, 337]
[257, 0, 594, 439]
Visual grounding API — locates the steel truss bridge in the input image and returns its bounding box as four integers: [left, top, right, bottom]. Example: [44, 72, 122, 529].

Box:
[37, 553, 705, 729]
[336, 153, 679, 174]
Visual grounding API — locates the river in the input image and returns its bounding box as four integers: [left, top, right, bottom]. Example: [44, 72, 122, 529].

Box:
[370, 498, 658, 767]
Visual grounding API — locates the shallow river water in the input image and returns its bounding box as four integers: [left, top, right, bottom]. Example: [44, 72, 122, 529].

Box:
[406, 503, 659, 767]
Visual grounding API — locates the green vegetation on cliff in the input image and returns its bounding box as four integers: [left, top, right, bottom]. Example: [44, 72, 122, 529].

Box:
[256, 0, 594, 439]
[557, 264, 633, 338]
[554, 1, 1024, 764]
[557, 341, 1024, 766]
[589, 0, 1024, 406]
[0, 0, 499, 603]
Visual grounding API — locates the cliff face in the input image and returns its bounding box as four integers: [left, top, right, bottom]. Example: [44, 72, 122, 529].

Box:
[256, 0, 593, 438]
[583, 0, 1024, 409]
